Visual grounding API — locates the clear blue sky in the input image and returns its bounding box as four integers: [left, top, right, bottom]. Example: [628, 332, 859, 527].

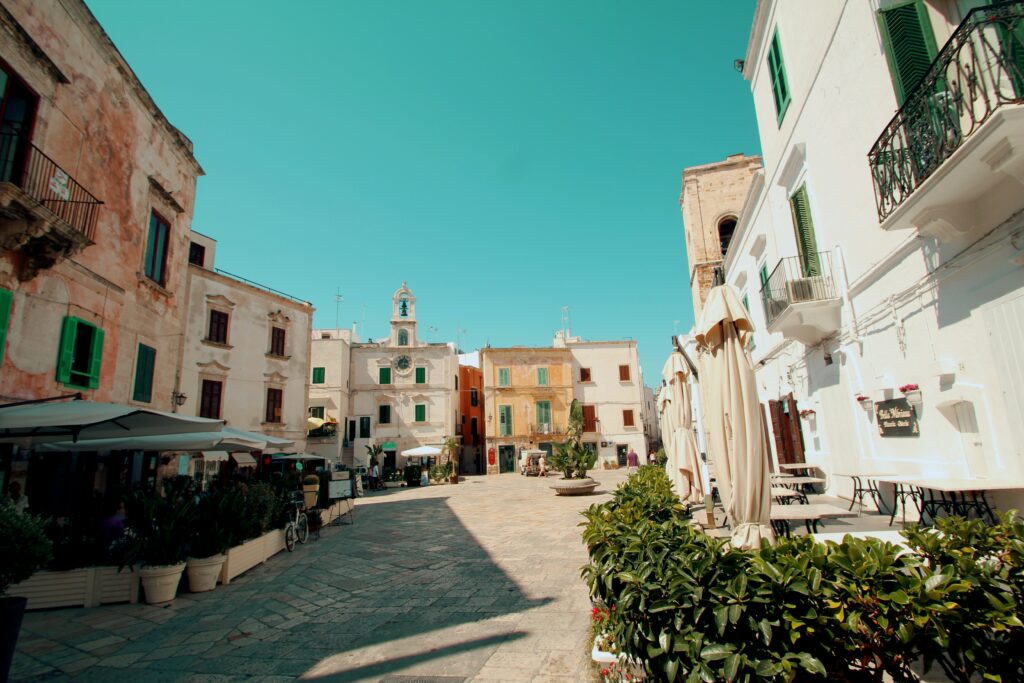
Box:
[87, 0, 760, 383]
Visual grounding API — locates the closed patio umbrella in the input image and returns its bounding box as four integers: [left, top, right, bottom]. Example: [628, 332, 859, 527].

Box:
[663, 351, 704, 505]
[695, 285, 774, 548]
[33, 425, 294, 453]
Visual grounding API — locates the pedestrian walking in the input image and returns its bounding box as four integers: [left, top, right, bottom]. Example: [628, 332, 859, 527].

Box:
[626, 448, 640, 474]
[538, 453, 548, 477]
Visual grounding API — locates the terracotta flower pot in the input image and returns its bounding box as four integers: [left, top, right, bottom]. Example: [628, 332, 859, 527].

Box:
[186, 554, 226, 593]
[139, 562, 186, 604]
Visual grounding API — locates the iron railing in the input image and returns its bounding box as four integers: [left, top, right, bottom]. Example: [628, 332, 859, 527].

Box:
[0, 132, 103, 241]
[759, 252, 838, 328]
[868, 2, 1024, 221]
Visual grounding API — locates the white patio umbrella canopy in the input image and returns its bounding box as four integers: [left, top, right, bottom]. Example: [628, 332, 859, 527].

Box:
[0, 400, 223, 445]
[663, 351, 704, 505]
[696, 285, 774, 549]
[401, 445, 442, 457]
[33, 426, 294, 453]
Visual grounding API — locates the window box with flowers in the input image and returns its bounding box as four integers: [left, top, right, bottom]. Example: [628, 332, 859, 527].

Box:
[591, 604, 645, 681]
[899, 383, 922, 405]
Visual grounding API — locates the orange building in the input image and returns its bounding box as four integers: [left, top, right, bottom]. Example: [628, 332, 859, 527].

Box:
[458, 363, 483, 474]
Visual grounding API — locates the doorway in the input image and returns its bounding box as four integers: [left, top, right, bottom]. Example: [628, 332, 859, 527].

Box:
[616, 444, 628, 466]
[384, 450, 396, 472]
[498, 445, 516, 473]
[769, 393, 805, 464]
[954, 401, 988, 478]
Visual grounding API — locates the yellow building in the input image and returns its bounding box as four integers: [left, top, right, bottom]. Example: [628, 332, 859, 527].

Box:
[480, 347, 573, 474]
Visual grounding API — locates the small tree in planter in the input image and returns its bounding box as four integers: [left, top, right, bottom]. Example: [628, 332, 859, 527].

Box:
[365, 444, 383, 470]
[442, 436, 460, 483]
[550, 400, 599, 495]
[0, 501, 52, 681]
[116, 476, 197, 604]
[186, 490, 233, 593]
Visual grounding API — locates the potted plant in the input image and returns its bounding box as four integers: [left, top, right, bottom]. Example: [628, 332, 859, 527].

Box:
[550, 400, 599, 495]
[384, 470, 404, 488]
[116, 476, 196, 604]
[404, 465, 422, 487]
[0, 500, 52, 681]
[186, 490, 233, 593]
[900, 383, 923, 405]
[306, 508, 323, 536]
[442, 436, 460, 484]
[302, 474, 320, 509]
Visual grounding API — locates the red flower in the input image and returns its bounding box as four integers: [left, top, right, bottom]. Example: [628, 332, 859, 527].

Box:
[601, 668, 609, 676]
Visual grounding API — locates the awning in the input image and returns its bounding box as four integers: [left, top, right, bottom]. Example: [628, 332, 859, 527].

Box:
[0, 399, 223, 445]
[231, 453, 257, 467]
[33, 426, 294, 453]
[402, 445, 442, 457]
[201, 451, 229, 462]
[273, 453, 324, 461]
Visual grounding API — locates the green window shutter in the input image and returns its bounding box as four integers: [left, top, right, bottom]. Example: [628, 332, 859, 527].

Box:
[312, 367, 325, 384]
[0, 287, 11, 363]
[133, 344, 156, 402]
[499, 368, 510, 386]
[536, 401, 551, 426]
[379, 404, 390, 424]
[379, 367, 391, 384]
[87, 326, 105, 389]
[997, 14, 1024, 98]
[759, 264, 770, 288]
[537, 368, 548, 386]
[359, 416, 371, 438]
[878, 1, 938, 105]
[499, 405, 512, 436]
[56, 317, 78, 385]
[415, 404, 426, 422]
[789, 185, 821, 277]
[742, 294, 750, 312]
[767, 29, 791, 122]
[416, 367, 426, 384]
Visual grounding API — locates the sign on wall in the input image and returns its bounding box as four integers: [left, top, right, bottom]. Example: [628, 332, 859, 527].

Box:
[875, 398, 920, 437]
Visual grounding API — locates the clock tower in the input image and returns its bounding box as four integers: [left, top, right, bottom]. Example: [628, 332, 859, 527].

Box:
[391, 282, 417, 348]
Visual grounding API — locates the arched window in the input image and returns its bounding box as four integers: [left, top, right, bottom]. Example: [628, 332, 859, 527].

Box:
[718, 216, 737, 257]
[398, 329, 409, 346]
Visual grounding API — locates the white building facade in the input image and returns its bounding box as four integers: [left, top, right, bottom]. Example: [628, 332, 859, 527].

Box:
[718, 0, 1024, 504]
[180, 231, 313, 450]
[306, 326, 357, 465]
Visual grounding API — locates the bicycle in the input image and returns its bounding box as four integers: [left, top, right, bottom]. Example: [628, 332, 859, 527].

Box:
[284, 493, 309, 551]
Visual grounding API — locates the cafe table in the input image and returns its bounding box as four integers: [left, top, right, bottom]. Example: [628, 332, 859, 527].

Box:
[874, 476, 1024, 526]
[770, 503, 857, 536]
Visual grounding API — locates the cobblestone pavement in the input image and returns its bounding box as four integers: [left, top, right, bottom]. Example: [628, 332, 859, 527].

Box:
[12, 469, 630, 682]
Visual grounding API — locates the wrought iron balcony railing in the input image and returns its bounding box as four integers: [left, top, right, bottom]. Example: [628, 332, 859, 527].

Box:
[868, 2, 1024, 221]
[759, 252, 838, 328]
[0, 132, 103, 241]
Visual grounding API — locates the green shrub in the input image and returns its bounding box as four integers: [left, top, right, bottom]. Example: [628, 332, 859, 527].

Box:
[404, 465, 422, 486]
[303, 474, 320, 486]
[0, 501, 53, 593]
[117, 476, 197, 568]
[581, 473, 1024, 682]
[190, 490, 234, 558]
[430, 462, 453, 482]
[656, 448, 668, 467]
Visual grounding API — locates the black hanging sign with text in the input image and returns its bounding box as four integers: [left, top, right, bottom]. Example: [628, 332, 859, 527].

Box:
[875, 398, 920, 437]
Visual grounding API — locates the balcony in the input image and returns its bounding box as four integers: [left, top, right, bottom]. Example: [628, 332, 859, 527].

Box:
[0, 132, 103, 280]
[868, 2, 1024, 241]
[760, 253, 841, 345]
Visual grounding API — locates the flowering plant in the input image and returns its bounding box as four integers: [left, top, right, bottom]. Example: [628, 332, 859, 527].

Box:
[600, 660, 642, 683]
[900, 383, 920, 393]
[799, 409, 816, 418]
[855, 394, 870, 402]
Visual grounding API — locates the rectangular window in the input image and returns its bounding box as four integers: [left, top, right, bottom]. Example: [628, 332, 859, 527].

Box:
[312, 367, 326, 384]
[536, 400, 551, 427]
[310, 406, 325, 420]
[188, 242, 206, 267]
[471, 417, 478, 437]
[582, 405, 597, 432]
[623, 409, 635, 427]
[580, 367, 592, 382]
[416, 366, 426, 384]
[470, 388, 478, 407]
[348, 419, 356, 441]
[498, 405, 512, 436]
[789, 184, 821, 277]
[379, 404, 391, 425]
[132, 343, 156, 403]
[199, 379, 222, 419]
[878, 1, 938, 105]
[207, 310, 229, 344]
[379, 367, 391, 385]
[56, 317, 104, 389]
[359, 416, 371, 438]
[759, 264, 770, 288]
[537, 367, 548, 386]
[618, 365, 631, 381]
[415, 404, 426, 422]
[766, 29, 791, 123]
[498, 368, 510, 386]
[265, 388, 283, 423]
[270, 327, 286, 356]
[0, 287, 11, 364]
[144, 211, 170, 286]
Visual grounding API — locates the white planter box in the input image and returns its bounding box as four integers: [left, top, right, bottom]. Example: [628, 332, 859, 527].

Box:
[9, 566, 139, 610]
[220, 528, 288, 585]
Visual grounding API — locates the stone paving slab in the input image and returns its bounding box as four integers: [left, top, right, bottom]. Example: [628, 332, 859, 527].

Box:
[11, 470, 629, 682]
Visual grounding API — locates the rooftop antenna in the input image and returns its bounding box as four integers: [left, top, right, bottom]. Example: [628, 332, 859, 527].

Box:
[561, 306, 570, 339]
[334, 289, 344, 331]
[361, 303, 366, 336]
[457, 326, 466, 352]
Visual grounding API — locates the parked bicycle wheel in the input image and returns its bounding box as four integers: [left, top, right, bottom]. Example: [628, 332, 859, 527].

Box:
[296, 513, 309, 544]
[285, 523, 296, 552]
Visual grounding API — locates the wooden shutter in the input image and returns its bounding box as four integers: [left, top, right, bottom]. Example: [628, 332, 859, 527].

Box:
[767, 30, 791, 120]
[0, 287, 11, 363]
[878, 1, 938, 105]
[768, 399, 788, 464]
[997, 13, 1024, 98]
[56, 317, 78, 384]
[499, 368, 509, 386]
[789, 185, 821, 277]
[582, 405, 597, 432]
[537, 367, 548, 385]
[786, 393, 806, 464]
[359, 416, 370, 438]
[415, 404, 425, 422]
[619, 365, 630, 381]
[312, 367, 325, 384]
[536, 401, 551, 426]
[379, 367, 391, 384]
[580, 368, 591, 382]
[86, 326, 104, 389]
[133, 344, 156, 402]
[416, 367, 426, 384]
[623, 409, 635, 427]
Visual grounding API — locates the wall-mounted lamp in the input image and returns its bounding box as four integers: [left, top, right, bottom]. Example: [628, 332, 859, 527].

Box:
[172, 391, 187, 407]
[733, 59, 745, 72]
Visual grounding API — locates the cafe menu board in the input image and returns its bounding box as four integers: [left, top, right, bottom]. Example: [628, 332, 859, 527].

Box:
[328, 479, 353, 499]
[875, 398, 920, 437]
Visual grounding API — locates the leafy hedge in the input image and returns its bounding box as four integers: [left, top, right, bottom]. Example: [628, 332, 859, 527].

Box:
[581, 468, 1024, 682]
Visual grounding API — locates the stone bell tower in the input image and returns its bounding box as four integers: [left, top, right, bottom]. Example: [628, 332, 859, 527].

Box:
[390, 282, 417, 347]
